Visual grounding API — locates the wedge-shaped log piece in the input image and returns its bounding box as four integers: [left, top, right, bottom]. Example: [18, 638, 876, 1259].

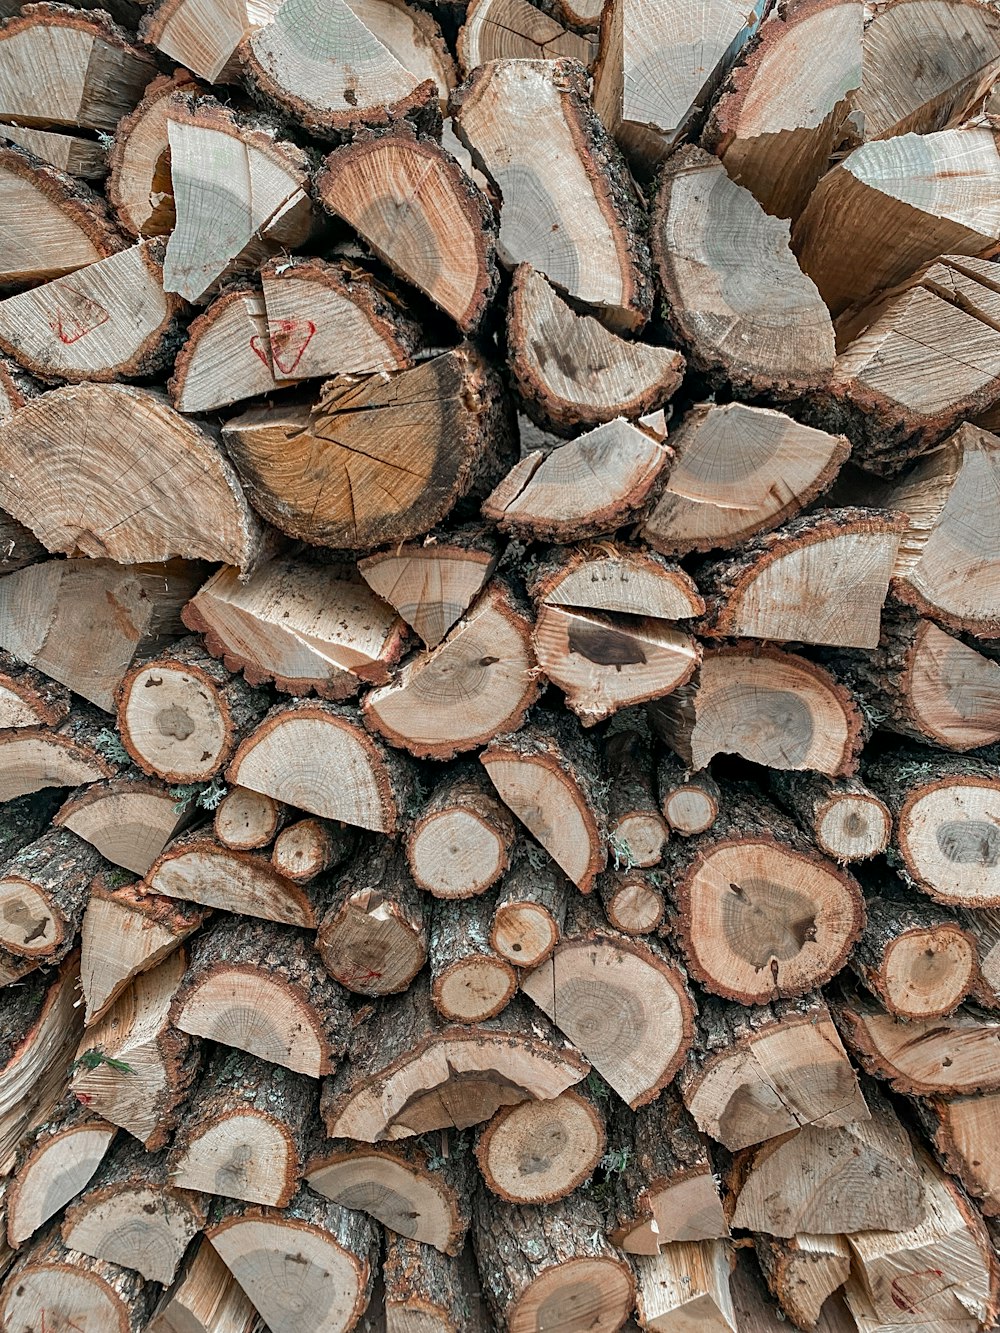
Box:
[172, 916, 351, 1076]
[642, 402, 850, 555]
[170, 1048, 314, 1207]
[793, 126, 1000, 316]
[768, 772, 891, 863]
[0, 827, 102, 962]
[0, 5, 156, 131]
[317, 129, 497, 331]
[363, 578, 538, 759]
[530, 542, 703, 620]
[457, 0, 593, 71]
[678, 993, 869, 1152]
[0, 384, 265, 569]
[186, 559, 408, 699]
[207, 1187, 379, 1333]
[473, 1191, 636, 1333]
[224, 347, 513, 549]
[963, 910, 1000, 1008]
[106, 69, 199, 238]
[454, 57, 653, 330]
[634, 1241, 736, 1332]
[650, 643, 866, 776]
[662, 783, 865, 1002]
[703, 0, 863, 221]
[407, 763, 515, 900]
[244, 0, 454, 138]
[214, 786, 286, 850]
[733, 1245, 856, 1332]
[147, 1237, 262, 1333]
[699, 508, 904, 648]
[0, 122, 107, 178]
[0, 650, 69, 728]
[521, 896, 694, 1107]
[227, 700, 418, 834]
[163, 95, 314, 303]
[653, 146, 833, 391]
[168, 286, 289, 413]
[0, 143, 125, 285]
[476, 1085, 604, 1206]
[71, 949, 197, 1149]
[483, 418, 672, 542]
[140, 0, 276, 85]
[916, 1090, 1000, 1217]
[755, 1234, 851, 1332]
[0, 954, 81, 1143]
[80, 874, 205, 1026]
[259, 255, 421, 382]
[321, 982, 588, 1141]
[594, 0, 766, 168]
[481, 714, 607, 892]
[358, 526, 499, 651]
[55, 775, 191, 876]
[0, 557, 201, 712]
[6, 1098, 116, 1248]
[307, 1136, 472, 1255]
[508, 265, 683, 432]
[852, 886, 976, 1018]
[489, 841, 570, 966]
[842, 1142, 998, 1333]
[0, 708, 116, 802]
[858, 0, 1000, 141]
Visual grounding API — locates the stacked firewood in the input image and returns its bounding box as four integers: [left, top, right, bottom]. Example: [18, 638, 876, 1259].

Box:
[4, 0, 1000, 1328]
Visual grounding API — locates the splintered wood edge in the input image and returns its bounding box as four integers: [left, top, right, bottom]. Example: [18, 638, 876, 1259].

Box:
[106, 69, 201, 237]
[0, 143, 126, 260]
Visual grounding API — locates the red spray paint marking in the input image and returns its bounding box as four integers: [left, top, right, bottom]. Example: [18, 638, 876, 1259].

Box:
[47, 287, 110, 345]
[890, 1269, 945, 1313]
[268, 318, 315, 375]
[248, 332, 272, 368]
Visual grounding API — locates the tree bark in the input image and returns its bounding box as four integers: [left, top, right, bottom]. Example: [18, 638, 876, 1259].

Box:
[601, 721, 669, 869]
[271, 817, 355, 884]
[0, 826, 102, 961]
[656, 754, 720, 835]
[382, 1230, 484, 1333]
[488, 840, 571, 967]
[430, 893, 517, 1022]
[768, 771, 891, 863]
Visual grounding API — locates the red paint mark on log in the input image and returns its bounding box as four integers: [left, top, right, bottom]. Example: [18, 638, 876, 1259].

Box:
[47, 287, 110, 345]
[269, 318, 315, 375]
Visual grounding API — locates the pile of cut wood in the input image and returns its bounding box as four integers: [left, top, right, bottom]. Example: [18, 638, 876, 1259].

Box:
[4, 0, 1000, 1328]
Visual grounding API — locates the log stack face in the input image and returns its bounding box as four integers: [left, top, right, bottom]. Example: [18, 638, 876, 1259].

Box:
[4, 3, 1000, 1331]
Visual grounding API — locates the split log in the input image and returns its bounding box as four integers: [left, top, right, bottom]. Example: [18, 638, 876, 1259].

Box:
[162, 95, 315, 303]
[602, 1089, 728, 1253]
[702, 0, 864, 221]
[61, 1137, 207, 1284]
[316, 844, 429, 996]
[321, 981, 588, 1141]
[457, 0, 594, 73]
[521, 896, 694, 1107]
[0, 240, 182, 383]
[168, 286, 291, 413]
[732, 1245, 855, 1333]
[0, 649, 69, 729]
[430, 895, 517, 1023]
[768, 772, 891, 862]
[725, 1083, 922, 1237]
[851, 885, 977, 1019]
[0, 707, 117, 802]
[792, 125, 1000, 317]
[480, 713, 608, 893]
[185, 558, 409, 700]
[594, 0, 767, 168]
[406, 762, 515, 899]
[106, 69, 200, 238]
[601, 723, 669, 869]
[677, 993, 869, 1152]
[472, 1191, 636, 1332]
[598, 868, 666, 935]
[382, 1232, 482, 1333]
[648, 643, 867, 775]
[697, 508, 904, 649]
[0, 1226, 157, 1333]
[306, 1135, 471, 1255]
[482, 418, 673, 543]
[661, 782, 865, 1003]
[80, 874, 206, 1026]
[139, 0, 274, 81]
[169, 1048, 314, 1207]
[259, 255, 422, 381]
[0, 122, 107, 179]
[0, 142, 125, 286]
[213, 786, 286, 850]
[0, 557, 202, 713]
[6, 1098, 116, 1247]
[507, 264, 684, 432]
[54, 776, 191, 877]
[70, 948, 198, 1150]
[0, 383, 266, 570]
[832, 985, 1000, 1096]
[358, 527, 500, 651]
[316, 128, 497, 332]
[652, 146, 834, 392]
[488, 842, 570, 967]
[475, 1086, 604, 1205]
[842, 1141, 999, 1333]
[222, 347, 514, 550]
[172, 915, 351, 1076]
[362, 577, 539, 759]
[754, 1234, 852, 1332]
[206, 1187, 379, 1333]
[640, 402, 850, 556]
[528, 542, 704, 622]
[633, 1241, 736, 1332]
[865, 750, 1000, 906]
[242, 0, 454, 139]
[914, 1090, 1000, 1217]
[452, 57, 653, 331]
[148, 1236, 263, 1333]
[656, 755, 720, 836]
[117, 637, 269, 784]
[272, 818, 352, 884]
[0, 827, 102, 962]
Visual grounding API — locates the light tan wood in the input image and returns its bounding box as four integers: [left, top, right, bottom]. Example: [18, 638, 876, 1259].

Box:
[140, 0, 278, 82]
[169, 287, 290, 413]
[148, 836, 321, 928]
[148, 1237, 264, 1333]
[755, 1233, 851, 1330]
[457, 0, 594, 72]
[407, 764, 515, 900]
[0, 712, 115, 802]
[634, 1241, 736, 1332]
[6, 1107, 117, 1248]
[475, 1088, 605, 1205]
[0, 651, 69, 729]
[107, 69, 200, 238]
[214, 786, 286, 850]
[55, 776, 191, 875]
[530, 543, 704, 621]
[0, 123, 106, 179]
